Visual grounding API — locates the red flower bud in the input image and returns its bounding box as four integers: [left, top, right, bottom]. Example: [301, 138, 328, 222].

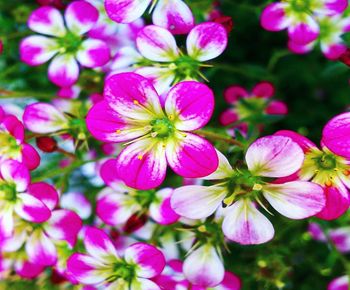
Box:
[123, 213, 148, 234]
[339, 48, 350, 67]
[0, 40, 3, 55]
[36, 136, 57, 153]
[36, 0, 66, 9]
[213, 16, 234, 34]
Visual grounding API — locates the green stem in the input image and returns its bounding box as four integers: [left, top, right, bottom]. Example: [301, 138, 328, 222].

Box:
[267, 50, 291, 72]
[195, 129, 243, 147]
[0, 89, 57, 99]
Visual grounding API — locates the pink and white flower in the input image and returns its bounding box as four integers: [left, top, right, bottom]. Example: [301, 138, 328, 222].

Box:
[328, 275, 348, 290]
[104, 0, 194, 35]
[86, 72, 219, 190]
[67, 226, 166, 288]
[171, 136, 325, 245]
[20, 1, 110, 87]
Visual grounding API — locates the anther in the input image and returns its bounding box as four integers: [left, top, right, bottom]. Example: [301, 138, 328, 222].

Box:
[137, 155, 143, 160]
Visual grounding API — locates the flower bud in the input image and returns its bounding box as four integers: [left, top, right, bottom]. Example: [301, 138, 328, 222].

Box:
[36, 136, 57, 153]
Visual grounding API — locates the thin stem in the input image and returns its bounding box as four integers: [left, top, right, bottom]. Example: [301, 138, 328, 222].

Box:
[56, 147, 76, 159]
[195, 129, 243, 147]
[0, 89, 57, 99]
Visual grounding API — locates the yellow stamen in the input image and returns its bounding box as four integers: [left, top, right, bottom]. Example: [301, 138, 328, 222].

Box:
[116, 129, 121, 134]
[325, 180, 332, 187]
[253, 184, 263, 191]
[137, 155, 143, 160]
[198, 225, 206, 232]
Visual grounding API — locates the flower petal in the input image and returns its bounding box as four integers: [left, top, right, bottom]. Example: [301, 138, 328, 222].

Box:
[28, 6, 66, 37]
[45, 209, 82, 247]
[263, 181, 325, 219]
[84, 226, 119, 263]
[222, 199, 275, 245]
[60, 192, 92, 219]
[23, 102, 68, 134]
[321, 43, 347, 60]
[21, 144, 40, 171]
[116, 139, 167, 190]
[165, 81, 214, 131]
[316, 186, 350, 220]
[260, 3, 289, 31]
[265, 101, 288, 115]
[0, 160, 30, 192]
[187, 22, 228, 61]
[125, 243, 166, 278]
[20, 36, 58, 66]
[149, 188, 179, 225]
[328, 275, 348, 290]
[274, 130, 317, 152]
[15, 193, 51, 223]
[245, 135, 304, 178]
[67, 253, 106, 285]
[216, 271, 242, 290]
[183, 244, 225, 287]
[324, 0, 348, 15]
[15, 260, 44, 279]
[27, 182, 59, 210]
[104, 72, 163, 119]
[136, 25, 179, 61]
[104, 0, 152, 23]
[48, 54, 80, 87]
[322, 112, 350, 159]
[224, 85, 249, 103]
[288, 16, 319, 45]
[166, 132, 219, 178]
[204, 150, 234, 180]
[252, 81, 275, 98]
[64, 1, 98, 35]
[171, 185, 226, 219]
[0, 208, 14, 240]
[130, 278, 161, 290]
[219, 109, 239, 126]
[77, 39, 110, 68]
[152, 0, 194, 35]
[25, 229, 57, 266]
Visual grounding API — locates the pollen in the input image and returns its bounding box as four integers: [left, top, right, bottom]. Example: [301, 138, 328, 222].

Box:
[325, 180, 333, 187]
[168, 114, 174, 120]
[253, 183, 263, 191]
[133, 100, 140, 105]
[343, 170, 350, 176]
[198, 225, 206, 232]
[116, 129, 121, 134]
[137, 154, 143, 160]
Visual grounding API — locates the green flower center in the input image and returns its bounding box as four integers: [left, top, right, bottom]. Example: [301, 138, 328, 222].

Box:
[0, 183, 17, 201]
[289, 0, 312, 12]
[106, 260, 136, 284]
[0, 132, 20, 158]
[57, 31, 83, 54]
[236, 97, 267, 120]
[172, 55, 201, 81]
[150, 117, 175, 138]
[316, 153, 337, 170]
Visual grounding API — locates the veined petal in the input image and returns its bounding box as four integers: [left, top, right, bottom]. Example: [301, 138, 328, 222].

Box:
[0, 160, 30, 192]
[110, 46, 142, 70]
[64, 1, 99, 35]
[25, 229, 57, 266]
[45, 209, 82, 247]
[28, 6, 66, 37]
[84, 226, 119, 263]
[104, 0, 152, 23]
[324, 0, 348, 16]
[48, 54, 80, 87]
[183, 244, 225, 287]
[15, 193, 51, 223]
[27, 182, 59, 210]
[104, 73, 164, 120]
[165, 81, 214, 131]
[23, 102, 68, 134]
[125, 243, 166, 278]
[187, 22, 228, 61]
[171, 185, 226, 219]
[96, 192, 139, 226]
[86, 101, 146, 143]
[135, 66, 175, 95]
[222, 199, 275, 245]
[274, 130, 317, 152]
[216, 271, 242, 290]
[21, 144, 40, 171]
[136, 25, 179, 61]
[67, 253, 107, 285]
[263, 181, 325, 219]
[116, 139, 167, 190]
[77, 39, 110, 68]
[245, 135, 304, 178]
[316, 186, 350, 220]
[149, 188, 179, 225]
[152, 0, 194, 35]
[260, 3, 289, 31]
[322, 112, 350, 159]
[166, 132, 218, 178]
[288, 16, 319, 45]
[204, 150, 234, 180]
[20, 36, 58, 66]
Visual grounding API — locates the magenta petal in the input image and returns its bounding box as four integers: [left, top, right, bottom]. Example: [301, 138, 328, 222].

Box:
[152, 0, 194, 35]
[260, 3, 289, 31]
[325, 0, 348, 15]
[316, 186, 350, 220]
[224, 85, 248, 103]
[26, 230, 57, 266]
[252, 81, 275, 98]
[100, 159, 123, 187]
[77, 39, 110, 68]
[27, 182, 59, 210]
[149, 188, 179, 225]
[2, 115, 25, 143]
[60, 192, 92, 220]
[288, 17, 319, 45]
[64, 1, 99, 35]
[15, 193, 51, 223]
[0, 160, 30, 192]
[116, 140, 167, 190]
[328, 275, 348, 290]
[219, 109, 239, 126]
[165, 81, 214, 131]
[166, 133, 218, 178]
[15, 260, 44, 279]
[45, 209, 82, 247]
[125, 242, 166, 278]
[21, 144, 40, 171]
[105, 0, 152, 23]
[265, 101, 288, 115]
[274, 130, 317, 152]
[187, 22, 228, 61]
[218, 271, 242, 290]
[322, 112, 350, 159]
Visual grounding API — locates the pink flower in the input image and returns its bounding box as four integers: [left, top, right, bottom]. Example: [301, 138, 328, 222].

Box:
[275, 112, 350, 220]
[171, 136, 325, 245]
[0, 112, 40, 170]
[20, 1, 110, 87]
[328, 275, 348, 290]
[104, 0, 194, 35]
[261, 0, 348, 45]
[219, 81, 288, 128]
[67, 227, 166, 288]
[86, 72, 219, 190]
